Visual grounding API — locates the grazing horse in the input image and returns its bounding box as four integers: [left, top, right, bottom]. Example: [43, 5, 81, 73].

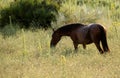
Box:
[50, 23, 110, 54]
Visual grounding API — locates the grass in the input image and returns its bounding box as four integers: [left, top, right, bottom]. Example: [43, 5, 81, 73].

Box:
[0, 0, 120, 78]
[0, 26, 120, 78]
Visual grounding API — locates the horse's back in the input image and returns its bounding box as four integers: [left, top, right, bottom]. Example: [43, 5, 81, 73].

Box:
[88, 23, 105, 30]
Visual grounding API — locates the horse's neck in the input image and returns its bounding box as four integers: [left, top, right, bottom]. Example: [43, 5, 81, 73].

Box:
[57, 29, 70, 36]
[58, 26, 83, 36]
[61, 32, 70, 36]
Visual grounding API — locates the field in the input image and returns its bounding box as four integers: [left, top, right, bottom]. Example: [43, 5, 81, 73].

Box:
[0, 0, 120, 78]
[0, 25, 120, 78]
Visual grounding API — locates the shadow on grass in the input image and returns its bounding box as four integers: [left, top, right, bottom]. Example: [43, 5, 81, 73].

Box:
[60, 48, 91, 57]
[60, 48, 73, 56]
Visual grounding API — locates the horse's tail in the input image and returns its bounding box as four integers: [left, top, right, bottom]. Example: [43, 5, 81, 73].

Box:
[99, 25, 110, 52]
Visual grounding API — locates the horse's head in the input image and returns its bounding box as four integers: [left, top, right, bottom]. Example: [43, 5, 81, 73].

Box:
[50, 30, 61, 48]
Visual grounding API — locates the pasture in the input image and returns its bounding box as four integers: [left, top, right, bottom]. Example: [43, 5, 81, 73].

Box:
[0, 26, 120, 78]
[0, 0, 120, 78]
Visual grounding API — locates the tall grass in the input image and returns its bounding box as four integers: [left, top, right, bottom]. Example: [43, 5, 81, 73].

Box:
[0, 26, 120, 78]
[0, 0, 120, 78]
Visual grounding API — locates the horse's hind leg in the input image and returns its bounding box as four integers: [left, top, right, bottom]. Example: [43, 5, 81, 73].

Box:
[101, 38, 110, 52]
[94, 42, 104, 54]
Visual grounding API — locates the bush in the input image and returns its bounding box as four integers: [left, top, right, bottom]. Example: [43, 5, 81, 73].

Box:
[0, 0, 60, 28]
[54, 0, 102, 26]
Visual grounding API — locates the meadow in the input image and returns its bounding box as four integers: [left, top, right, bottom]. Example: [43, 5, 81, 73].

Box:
[0, 0, 120, 78]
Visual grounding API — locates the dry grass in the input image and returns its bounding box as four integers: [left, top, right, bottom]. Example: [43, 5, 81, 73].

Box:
[0, 0, 120, 78]
[0, 26, 120, 78]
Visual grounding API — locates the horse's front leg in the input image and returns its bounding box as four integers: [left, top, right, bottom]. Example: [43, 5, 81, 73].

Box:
[73, 42, 78, 52]
[83, 44, 86, 49]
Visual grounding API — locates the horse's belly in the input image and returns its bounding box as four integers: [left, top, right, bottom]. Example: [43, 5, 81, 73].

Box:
[77, 39, 93, 44]
[77, 33, 93, 44]
[71, 28, 92, 44]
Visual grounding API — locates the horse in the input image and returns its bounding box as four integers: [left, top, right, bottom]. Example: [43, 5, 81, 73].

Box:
[50, 23, 110, 54]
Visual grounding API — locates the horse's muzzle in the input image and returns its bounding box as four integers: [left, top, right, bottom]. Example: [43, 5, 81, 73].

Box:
[50, 44, 55, 48]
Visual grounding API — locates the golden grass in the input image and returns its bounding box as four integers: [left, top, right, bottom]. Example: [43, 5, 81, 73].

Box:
[0, 26, 120, 78]
[0, 0, 120, 78]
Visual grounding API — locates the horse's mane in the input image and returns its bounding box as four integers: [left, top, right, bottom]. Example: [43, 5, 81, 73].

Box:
[57, 23, 85, 33]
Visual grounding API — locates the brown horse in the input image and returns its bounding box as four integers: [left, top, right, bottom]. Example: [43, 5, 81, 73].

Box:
[50, 23, 110, 54]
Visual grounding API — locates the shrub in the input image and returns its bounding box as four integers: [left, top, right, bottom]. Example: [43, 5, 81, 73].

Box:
[0, 0, 60, 28]
[54, 0, 102, 26]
